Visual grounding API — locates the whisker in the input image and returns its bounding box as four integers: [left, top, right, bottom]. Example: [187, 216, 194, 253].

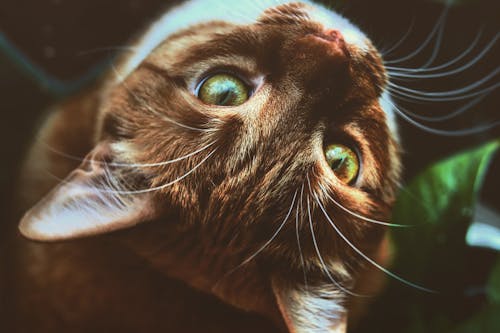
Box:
[381, 16, 416, 56]
[317, 183, 411, 227]
[385, 7, 448, 65]
[38, 140, 216, 168]
[388, 83, 498, 103]
[306, 176, 364, 297]
[385, 96, 500, 136]
[212, 186, 298, 288]
[110, 60, 128, 83]
[388, 67, 499, 98]
[102, 161, 131, 195]
[297, 183, 309, 289]
[385, 89, 430, 104]
[43, 148, 218, 197]
[419, 10, 447, 69]
[148, 103, 218, 133]
[387, 33, 498, 79]
[238, 189, 298, 267]
[312, 190, 436, 293]
[384, 30, 488, 74]
[108, 148, 218, 195]
[393, 94, 487, 122]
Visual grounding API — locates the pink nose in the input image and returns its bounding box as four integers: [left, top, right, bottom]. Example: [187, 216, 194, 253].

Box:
[299, 29, 349, 63]
[316, 29, 344, 44]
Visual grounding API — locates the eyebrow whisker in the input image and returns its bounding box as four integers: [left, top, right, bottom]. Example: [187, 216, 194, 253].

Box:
[317, 183, 411, 227]
[297, 183, 309, 289]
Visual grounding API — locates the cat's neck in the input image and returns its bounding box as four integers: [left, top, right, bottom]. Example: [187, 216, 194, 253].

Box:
[114, 219, 284, 325]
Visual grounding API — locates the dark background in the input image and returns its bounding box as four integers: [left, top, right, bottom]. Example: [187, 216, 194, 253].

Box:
[0, 0, 498, 331]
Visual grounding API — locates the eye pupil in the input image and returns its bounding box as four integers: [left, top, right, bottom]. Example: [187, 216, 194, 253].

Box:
[330, 157, 344, 170]
[217, 90, 232, 105]
[198, 73, 249, 106]
[324, 144, 360, 184]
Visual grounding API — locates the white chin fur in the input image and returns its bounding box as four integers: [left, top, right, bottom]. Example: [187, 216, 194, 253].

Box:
[380, 91, 399, 139]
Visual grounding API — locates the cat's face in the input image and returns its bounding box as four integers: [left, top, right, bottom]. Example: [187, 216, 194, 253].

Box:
[104, 0, 397, 258]
[21, 0, 400, 276]
[19, 0, 400, 328]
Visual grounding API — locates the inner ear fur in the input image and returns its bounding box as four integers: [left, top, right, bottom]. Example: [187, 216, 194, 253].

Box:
[19, 141, 156, 241]
[271, 276, 348, 333]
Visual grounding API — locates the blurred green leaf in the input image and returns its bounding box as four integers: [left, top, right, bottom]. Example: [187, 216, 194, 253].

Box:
[392, 139, 499, 279]
[354, 140, 499, 333]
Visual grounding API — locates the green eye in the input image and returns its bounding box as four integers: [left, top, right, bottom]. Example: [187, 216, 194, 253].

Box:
[197, 73, 249, 106]
[324, 143, 360, 184]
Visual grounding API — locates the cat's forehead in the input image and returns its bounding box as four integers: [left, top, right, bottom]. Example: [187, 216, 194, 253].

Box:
[119, 0, 368, 80]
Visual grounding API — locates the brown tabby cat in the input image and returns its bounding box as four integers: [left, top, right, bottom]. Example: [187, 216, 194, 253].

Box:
[11, 0, 403, 332]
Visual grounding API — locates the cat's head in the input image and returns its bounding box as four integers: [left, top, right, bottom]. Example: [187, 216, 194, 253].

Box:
[19, 0, 400, 313]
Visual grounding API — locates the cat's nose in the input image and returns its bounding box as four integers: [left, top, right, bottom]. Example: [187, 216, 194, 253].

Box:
[296, 29, 350, 65]
[312, 29, 349, 58]
[316, 29, 344, 44]
[289, 28, 351, 93]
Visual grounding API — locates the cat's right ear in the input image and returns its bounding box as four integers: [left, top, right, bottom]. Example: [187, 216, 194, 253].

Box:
[19, 142, 156, 241]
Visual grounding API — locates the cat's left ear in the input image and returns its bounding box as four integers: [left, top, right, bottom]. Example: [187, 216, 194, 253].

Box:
[272, 277, 348, 333]
[19, 142, 156, 241]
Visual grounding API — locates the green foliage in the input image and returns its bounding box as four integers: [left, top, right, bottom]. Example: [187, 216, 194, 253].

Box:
[355, 140, 500, 333]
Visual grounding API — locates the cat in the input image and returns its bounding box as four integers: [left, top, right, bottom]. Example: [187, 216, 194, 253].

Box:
[11, 0, 407, 332]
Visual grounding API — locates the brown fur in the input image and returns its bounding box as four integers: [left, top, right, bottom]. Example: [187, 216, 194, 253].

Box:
[9, 3, 400, 332]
